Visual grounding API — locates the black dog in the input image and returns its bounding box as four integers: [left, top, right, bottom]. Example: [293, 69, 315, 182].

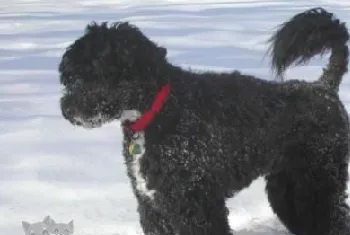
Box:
[59, 8, 350, 235]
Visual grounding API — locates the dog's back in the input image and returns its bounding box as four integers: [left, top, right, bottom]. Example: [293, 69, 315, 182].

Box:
[268, 8, 349, 92]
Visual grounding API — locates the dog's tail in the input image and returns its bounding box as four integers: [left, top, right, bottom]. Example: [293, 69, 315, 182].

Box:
[268, 7, 349, 91]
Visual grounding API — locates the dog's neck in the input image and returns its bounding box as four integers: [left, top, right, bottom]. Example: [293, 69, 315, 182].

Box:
[120, 65, 183, 132]
[121, 64, 178, 108]
[124, 83, 171, 132]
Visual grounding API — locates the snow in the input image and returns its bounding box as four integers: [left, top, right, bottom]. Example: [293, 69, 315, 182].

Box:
[1, 0, 349, 235]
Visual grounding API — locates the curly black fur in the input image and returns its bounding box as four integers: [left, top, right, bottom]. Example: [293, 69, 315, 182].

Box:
[59, 8, 350, 235]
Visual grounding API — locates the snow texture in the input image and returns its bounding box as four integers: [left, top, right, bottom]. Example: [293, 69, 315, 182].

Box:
[1, 0, 350, 235]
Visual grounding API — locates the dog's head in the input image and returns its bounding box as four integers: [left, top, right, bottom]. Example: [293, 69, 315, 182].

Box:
[59, 22, 168, 128]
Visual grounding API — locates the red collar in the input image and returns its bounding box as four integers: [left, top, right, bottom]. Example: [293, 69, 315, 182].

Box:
[125, 83, 171, 132]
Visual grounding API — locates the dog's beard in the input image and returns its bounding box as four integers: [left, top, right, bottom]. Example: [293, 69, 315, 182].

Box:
[70, 113, 108, 128]
[60, 89, 123, 128]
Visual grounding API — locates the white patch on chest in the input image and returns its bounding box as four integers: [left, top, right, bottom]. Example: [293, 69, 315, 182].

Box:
[121, 110, 156, 200]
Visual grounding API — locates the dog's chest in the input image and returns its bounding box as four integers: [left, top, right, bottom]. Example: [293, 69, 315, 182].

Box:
[121, 110, 156, 200]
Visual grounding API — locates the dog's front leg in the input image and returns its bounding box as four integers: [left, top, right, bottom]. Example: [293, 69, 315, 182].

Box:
[137, 199, 175, 235]
[155, 188, 233, 235]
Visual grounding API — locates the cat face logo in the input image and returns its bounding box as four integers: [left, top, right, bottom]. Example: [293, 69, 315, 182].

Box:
[22, 216, 74, 235]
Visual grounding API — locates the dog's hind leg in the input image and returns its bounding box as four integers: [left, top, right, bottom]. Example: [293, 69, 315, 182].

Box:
[265, 165, 350, 235]
[137, 200, 175, 235]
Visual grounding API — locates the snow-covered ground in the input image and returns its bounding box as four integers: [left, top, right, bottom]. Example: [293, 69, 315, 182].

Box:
[1, 0, 350, 234]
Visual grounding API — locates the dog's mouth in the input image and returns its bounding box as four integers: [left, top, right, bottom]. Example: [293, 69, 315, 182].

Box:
[72, 116, 103, 128]
[70, 113, 112, 129]
[61, 102, 123, 129]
